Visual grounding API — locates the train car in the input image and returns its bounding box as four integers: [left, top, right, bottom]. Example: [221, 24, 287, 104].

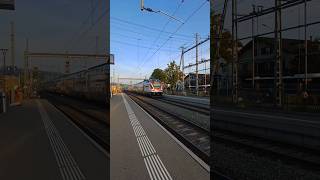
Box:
[45, 63, 108, 104]
[132, 79, 163, 96]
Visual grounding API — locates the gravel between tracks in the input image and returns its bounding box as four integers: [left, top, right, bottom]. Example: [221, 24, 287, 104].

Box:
[213, 141, 320, 180]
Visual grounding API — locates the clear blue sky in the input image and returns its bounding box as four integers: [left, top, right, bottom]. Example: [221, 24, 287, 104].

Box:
[111, 0, 210, 82]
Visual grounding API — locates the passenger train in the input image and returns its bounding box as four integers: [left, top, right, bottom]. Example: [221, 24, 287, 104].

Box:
[44, 63, 108, 104]
[131, 79, 163, 96]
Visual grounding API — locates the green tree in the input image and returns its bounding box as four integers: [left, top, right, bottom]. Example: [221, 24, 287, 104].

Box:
[150, 68, 167, 82]
[164, 61, 183, 91]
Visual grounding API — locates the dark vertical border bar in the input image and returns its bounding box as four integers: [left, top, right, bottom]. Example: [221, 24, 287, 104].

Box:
[210, 0, 214, 179]
[106, 0, 110, 179]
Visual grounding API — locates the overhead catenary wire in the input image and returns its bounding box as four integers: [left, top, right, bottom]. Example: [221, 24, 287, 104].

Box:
[63, 0, 102, 51]
[112, 40, 180, 52]
[111, 30, 193, 43]
[111, 16, 194, 39]
[137, 1, 184, 70]
[69, 7, 110, 51]
[136, 0, 209, 75]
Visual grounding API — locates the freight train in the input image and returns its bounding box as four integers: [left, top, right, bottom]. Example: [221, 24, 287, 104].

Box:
[130, 79, 163, 96]
[44, 63, 108, 104]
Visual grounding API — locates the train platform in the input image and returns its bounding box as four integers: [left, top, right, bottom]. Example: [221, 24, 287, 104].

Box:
[110, 93, 209, 180]
[0, 99, 109, 180]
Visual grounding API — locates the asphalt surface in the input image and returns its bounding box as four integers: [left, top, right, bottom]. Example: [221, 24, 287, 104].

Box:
[0, 99, 109, 180]
[110, 93, 209, 180]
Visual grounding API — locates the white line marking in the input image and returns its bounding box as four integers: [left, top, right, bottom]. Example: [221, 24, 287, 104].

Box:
[121, 94, 173, 180]
[48, 100, 109, 158]
[37, 100, 85, 180]
[127, 94, 211, 172]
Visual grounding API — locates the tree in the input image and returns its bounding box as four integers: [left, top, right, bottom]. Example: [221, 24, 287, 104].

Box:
[164, 61, 183, 91]
[219, 30, 243, 64]
[150, 68, 167, 82]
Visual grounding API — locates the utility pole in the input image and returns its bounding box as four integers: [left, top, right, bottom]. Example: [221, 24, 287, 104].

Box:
[10, 21, 15, 73]
[232, 0, 239, 103]
[113, 68, 115, 85]
[256, 5, 263, 87]
[65, 51, 70, 74]
[252, 5, 256, 89]
[98, 0, 102, 54]
[204, 59, 207, 94]
[195, 33, 199, 96]
[304, 0, 308, 92]
[95, 36, 99, 55]
[24, 38, 29, 97]
[274, 0, 283, 107]
[0, 49, 8, 75]
[180, 47, 185, 95]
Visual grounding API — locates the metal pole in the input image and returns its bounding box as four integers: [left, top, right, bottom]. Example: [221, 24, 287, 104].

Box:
[274, 0, 282, 107]
[274, 0, 278, 106]
[0, 49, 8, 75]
[304, 0, 308, 92]
[10, 21, 15, 73]
[113, 68, 115, 84]
[232, 0, 235, 100]
[181, 47, 185, 94]
[204, 60, 207, 94]
[279, 0, 283, 106]
[3, 51, 6, 75]
[24, 38, 29, 98]
[95, 35, 99, 55]
[233, 0, 239, 103]
[252, 5, 255, 89]
[195, 33, 199, 96]
[4, 52, 6, 75]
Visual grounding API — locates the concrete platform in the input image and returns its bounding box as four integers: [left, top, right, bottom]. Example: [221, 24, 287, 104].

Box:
[111, 93, 209, 180]
[0, 99, 109, 180]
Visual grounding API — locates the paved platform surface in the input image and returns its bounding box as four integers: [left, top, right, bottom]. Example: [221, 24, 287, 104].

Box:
[111, 93, 209, 180]
[0, 99, 109, 180]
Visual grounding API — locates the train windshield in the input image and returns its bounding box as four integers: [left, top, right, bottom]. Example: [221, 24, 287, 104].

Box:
[153, 83, 161, 88]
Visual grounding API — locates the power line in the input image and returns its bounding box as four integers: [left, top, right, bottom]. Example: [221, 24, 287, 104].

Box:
[138, 1, 184, 69]
[111, 26, 194, 42]
[136, 0, 209, 74]
[112, 40, 180, 52]
[110, 16, 194, 38]
[63, 0, 102, 50]
[69, 7, 109, 50]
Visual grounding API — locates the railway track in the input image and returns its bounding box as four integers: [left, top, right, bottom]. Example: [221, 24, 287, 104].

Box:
[212, 170, 234, 180]
[160, 95, 320, 172]
[44, 93, 110, 152]
[213, 127, 320, 172]
[128, 92, 320, 176]
[155, 97, 209, 116]
[127, 92, 210, 164]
